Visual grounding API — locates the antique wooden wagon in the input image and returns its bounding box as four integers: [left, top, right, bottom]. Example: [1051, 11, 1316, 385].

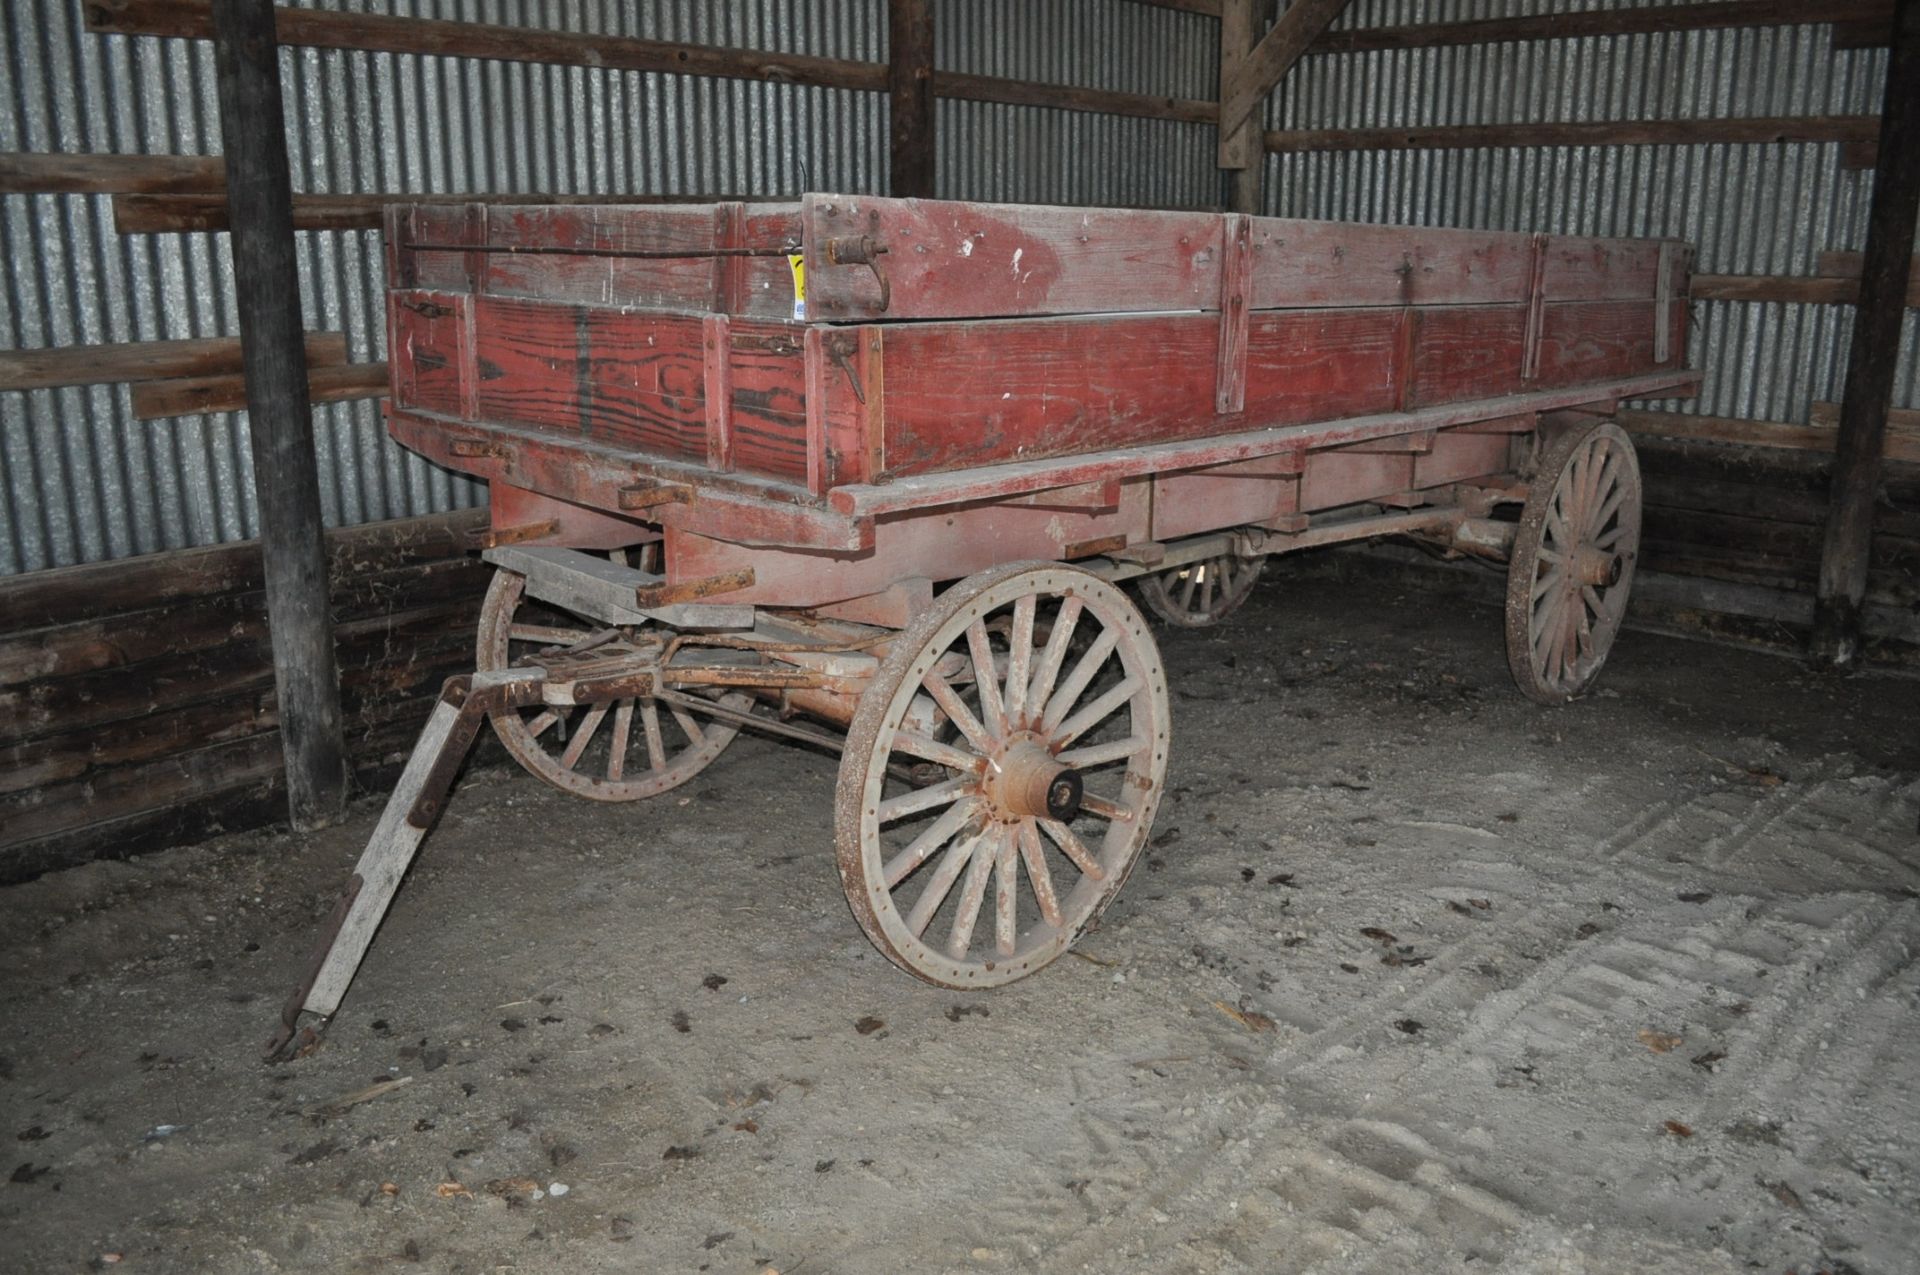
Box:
[270, 194, 1698, 1052]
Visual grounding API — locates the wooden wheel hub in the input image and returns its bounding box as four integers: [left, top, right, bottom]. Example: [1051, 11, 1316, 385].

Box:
[1574, 545, 1623, 588]
[982, 736, 1082, 823]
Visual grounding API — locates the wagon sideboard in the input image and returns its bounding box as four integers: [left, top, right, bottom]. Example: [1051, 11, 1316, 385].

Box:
[382, 194, 1697, 607]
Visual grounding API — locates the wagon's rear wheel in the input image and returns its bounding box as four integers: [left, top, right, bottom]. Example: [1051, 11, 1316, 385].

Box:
[835, 562, 1170, 987]
[1137, 553, 1265, 628]
[476, 561, 751, 801]
[1504, 421, 1642, 704]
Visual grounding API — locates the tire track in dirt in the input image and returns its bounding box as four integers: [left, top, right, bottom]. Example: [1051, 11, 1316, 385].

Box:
[933, 764, 1916, 1273]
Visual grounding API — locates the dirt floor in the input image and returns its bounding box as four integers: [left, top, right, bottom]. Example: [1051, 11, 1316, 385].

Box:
[3, 567, 1917, 1275]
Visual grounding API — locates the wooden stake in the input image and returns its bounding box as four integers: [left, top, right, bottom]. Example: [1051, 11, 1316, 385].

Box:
[1812, 0, 1920, 666]
[211, 0, 347, 827]
[888, 0, 935, 199]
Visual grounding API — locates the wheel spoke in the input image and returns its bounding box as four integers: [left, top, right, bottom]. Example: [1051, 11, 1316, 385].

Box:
[965, 619, 1007, 736]
[1178, 568, 1200, 615]
[1200, 569, 1217, 616]
[641, 701, 667, 772]
[1589, 482, 1630, 540]
[1052, 674, 1142, 749]
[878, 775, 975, 824]
[1025, 596, 1083, 713]
[1039, 818, 1107, 881]
[1530, 562, 1567, 603]
[921, 670, 993, 754]
[890, 728, 985, 775]
[524, 709, 560, 739]
[945, 835, 998, 958]
[607, 701, 634, 781]
[1054, 734, 1148, 769]
[906, 833, 982, 938]
[669, 704, 706, 747]
[1042, 628, 1120, 733]
[1582, 582, 1607, 622]
[560, 704, 609, 770]
[883, 798, 983, 888]
[1004, 595, 1035, 724]
[1017, 819, 1063, 927]
[993, 832, 1019, 957]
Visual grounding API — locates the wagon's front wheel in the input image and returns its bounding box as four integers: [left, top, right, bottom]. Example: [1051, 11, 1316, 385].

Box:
[476, 564, 751, 801]
[835, 562, 1171, 988]
[1504, 420, 1642, 704]
[1137, 553, 1265, 628]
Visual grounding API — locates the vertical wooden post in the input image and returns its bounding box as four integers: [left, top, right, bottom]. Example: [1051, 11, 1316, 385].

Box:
[1219, 0, 1262, 215]
[1811, 0, 1920, 667]
[888, 0, 936, 198]
[211, 0, 348, 828]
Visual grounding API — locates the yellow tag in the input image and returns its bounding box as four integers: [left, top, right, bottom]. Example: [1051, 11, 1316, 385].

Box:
[787, 253, 806, 321]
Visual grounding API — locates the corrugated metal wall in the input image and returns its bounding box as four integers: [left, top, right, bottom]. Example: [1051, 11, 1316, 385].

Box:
[1266, 0, 1913, 424]
[0, 0, 1222, 576]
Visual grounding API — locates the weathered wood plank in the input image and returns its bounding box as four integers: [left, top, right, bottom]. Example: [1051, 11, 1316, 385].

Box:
[1619, 408, 1920, 464]
[131, 360, 389, 419]
[0, 150, 225, 194]
[0, 508, 485, 632]
[1312, 0, 1894, 55]
[1265, 115, 1881, 159]
[1693, 272, 1920, 305]
[0, 332, 347, 391]
[115, 190, 742, 234]
[1217, 0, 1352, 156]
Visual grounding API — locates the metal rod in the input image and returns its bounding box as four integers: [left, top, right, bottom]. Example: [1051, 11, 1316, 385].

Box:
[652, 688, 848, 754]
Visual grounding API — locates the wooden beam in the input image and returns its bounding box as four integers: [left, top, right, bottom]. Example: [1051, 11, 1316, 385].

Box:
[888, 0, 936, 199]
[1122, 0, 1223, 15]
[132, 360, 388, 420]
[1813, 0, 1920, 664]
[0, 151, 224, 194]
[0, 332, 346, 391]
[1618, 408, 1920, 464]
[1218, 0, 1353, 160]
[210, 0, 347, 828]
[1313, 0, 1894, 55]
[1264, 114, 1881, 157]
[1692, 271, 1920, 305]
[1219, 0, 1262, 202]
[89, 1, 1218, 133]
[113, 190, 745, 233]
[90, 0, 888, 93]
[930, 72, 1217, 125]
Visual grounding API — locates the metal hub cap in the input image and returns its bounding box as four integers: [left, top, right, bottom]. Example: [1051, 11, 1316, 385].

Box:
[981, 735, 1082, 823]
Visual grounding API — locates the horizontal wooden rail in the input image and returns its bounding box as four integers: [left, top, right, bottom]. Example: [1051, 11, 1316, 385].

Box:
[88, 0, 1216, 127]
[1312, 0, 1895, 55]
[1264, 115, 1881, 160]
[1692, 271, 1920, 306]
[0, 151, 223, 195]
[0, 332, 347, 391]
[1122, 0, 1896, 46]
[1619, 408, 1920, 464]
[930, 70, 1216, 125]
[132, 361, 389, 420]
[114, 190, 747, 234]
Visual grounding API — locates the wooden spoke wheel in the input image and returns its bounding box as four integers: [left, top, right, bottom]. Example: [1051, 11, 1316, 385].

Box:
[1137, 553, 1264, 628]
[1504, 421, 1642, 705]
[476, 562, 751, 801]
[835, 562, 1171, 987]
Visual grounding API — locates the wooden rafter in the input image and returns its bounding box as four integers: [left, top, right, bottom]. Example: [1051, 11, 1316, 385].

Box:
[1217, 0, 1354, 165]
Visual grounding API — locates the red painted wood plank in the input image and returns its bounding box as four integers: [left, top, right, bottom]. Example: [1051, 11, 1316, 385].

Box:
[877, 307, 1405, 478]
[802, 194, 1226, 321]
[389, 291, 468, 417]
